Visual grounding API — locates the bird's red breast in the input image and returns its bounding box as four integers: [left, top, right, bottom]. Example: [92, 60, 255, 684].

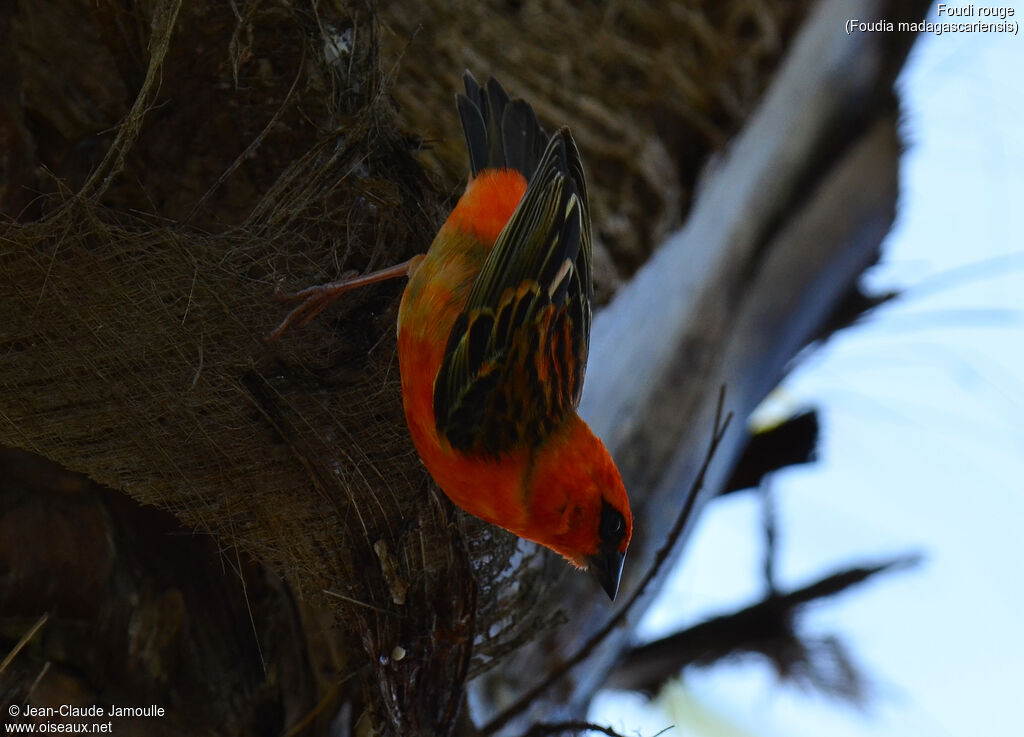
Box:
[397, 169, 532, 530]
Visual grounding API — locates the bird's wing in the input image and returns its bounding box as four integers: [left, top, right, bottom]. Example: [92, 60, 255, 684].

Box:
[434, 130, 594, 456]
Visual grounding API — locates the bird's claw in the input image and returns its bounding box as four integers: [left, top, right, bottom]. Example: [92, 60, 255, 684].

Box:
[273, 270, 361, 304]
[265, 270, 362, 341]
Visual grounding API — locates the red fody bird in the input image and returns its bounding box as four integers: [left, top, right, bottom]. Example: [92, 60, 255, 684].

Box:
[270, 73, 632, 599]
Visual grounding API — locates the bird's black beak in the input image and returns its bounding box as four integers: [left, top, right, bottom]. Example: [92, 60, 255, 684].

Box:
[588, 547, 626, 601]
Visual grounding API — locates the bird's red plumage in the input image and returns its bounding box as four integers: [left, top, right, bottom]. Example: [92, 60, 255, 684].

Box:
[398, 169, 532, 529]
[397, 168, 632, 567]
[446, 170, 528, 245]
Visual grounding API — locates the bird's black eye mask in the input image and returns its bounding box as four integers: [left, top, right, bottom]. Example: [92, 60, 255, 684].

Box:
[598, 500, 626, 547]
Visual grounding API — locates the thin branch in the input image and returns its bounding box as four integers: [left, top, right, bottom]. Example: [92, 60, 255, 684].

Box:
[520, 722, 675, 737]
[0, 612, 49, 675]
[76, 0, 183, 201]
[760, 482, 778, 595]
[322, 588, 396, 615]
[482, 388, 733, 736]
[187, 48, 308, 224]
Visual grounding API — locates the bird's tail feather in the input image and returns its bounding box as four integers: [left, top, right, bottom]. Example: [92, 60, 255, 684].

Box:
[456, 71, 549, 181]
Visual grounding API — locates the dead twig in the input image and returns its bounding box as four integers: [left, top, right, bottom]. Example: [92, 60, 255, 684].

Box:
[607, 554, 922, 694]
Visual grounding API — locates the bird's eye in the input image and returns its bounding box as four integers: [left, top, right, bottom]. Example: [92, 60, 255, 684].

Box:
[599, 503, 626, 544]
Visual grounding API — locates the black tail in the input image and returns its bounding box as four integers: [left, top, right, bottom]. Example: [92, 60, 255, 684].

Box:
[456, 71, 549, 180]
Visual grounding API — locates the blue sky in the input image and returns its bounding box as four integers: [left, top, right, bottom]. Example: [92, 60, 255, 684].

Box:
[592, 10, 1024, 737]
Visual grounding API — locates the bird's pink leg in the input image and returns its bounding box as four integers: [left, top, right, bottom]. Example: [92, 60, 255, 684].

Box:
[265, 256, 423, 341]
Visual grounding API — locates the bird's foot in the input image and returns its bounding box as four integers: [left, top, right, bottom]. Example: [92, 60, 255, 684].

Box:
[265, 256, 423, 341]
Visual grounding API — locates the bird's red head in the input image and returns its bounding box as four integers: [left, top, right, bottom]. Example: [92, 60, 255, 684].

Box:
[523, 414, 633, 599]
